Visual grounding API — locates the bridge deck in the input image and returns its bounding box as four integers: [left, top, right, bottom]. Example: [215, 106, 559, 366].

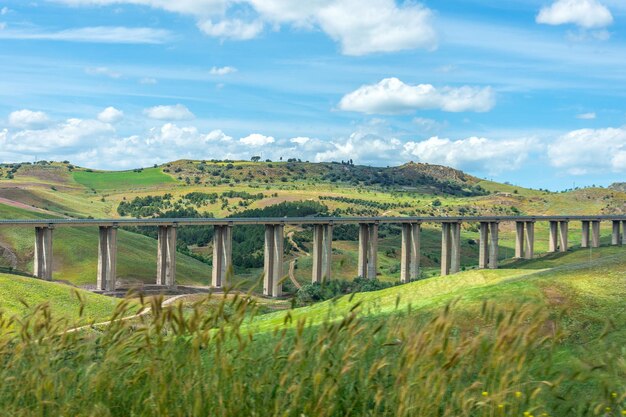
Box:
[0, 215, 625, 228]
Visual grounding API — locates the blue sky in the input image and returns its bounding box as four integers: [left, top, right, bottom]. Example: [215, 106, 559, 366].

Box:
[0, 0, 625, 190]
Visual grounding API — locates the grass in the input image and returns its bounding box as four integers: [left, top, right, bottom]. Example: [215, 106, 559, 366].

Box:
[0, 273, 123, 323]
[0, 246, 625, 415]
[72, 167, 177, 192]
[0, 203, 213, 286]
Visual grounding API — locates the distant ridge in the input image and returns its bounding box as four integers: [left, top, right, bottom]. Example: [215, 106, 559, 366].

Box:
[609, 182, 626, 192]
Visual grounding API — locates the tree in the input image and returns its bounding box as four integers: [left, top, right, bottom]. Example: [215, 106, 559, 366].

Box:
[251, 156, 261, 162]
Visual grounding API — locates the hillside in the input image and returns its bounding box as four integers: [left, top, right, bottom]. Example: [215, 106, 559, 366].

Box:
[0, 245, 624, 416]
[0, 159, 624, 291]
[0, 273, 126, 323]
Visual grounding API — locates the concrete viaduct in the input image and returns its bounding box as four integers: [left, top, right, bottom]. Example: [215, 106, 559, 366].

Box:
[2, 215, 625, 297]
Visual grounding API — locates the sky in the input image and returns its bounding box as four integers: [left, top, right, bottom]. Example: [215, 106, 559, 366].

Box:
[0, 0, 625, 190]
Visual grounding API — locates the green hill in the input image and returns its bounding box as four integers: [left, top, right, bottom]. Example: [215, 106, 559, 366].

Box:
[0, 273, 124, 323]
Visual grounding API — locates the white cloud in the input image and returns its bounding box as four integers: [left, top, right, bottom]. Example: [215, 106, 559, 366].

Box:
[547, 127, 626, 174]
[315, 132, 402, 165]
[0, 26, 171, 43]
[339, 78, 495, 114]
[85, 67, 122, 78]
[143, 104, 195, 121]
[97, 107, 124, 123]
[249, 0, 436, 55]
[290, 136, 311, 145]
[536, 0, 613, 29]
[198, 19, 264, 40]
[577, 112, 596, 120]
[403, 136, 537, 174]
[8, 109, 50, 129]
[209, 66, 237, 76]
[240, 133, 275, 147]
[1, 118, 114, 152]
[52, 0, 437, 55]
[139, 77, 158, 84]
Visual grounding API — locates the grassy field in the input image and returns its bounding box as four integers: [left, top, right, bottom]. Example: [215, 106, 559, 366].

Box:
[0, 203, 213, 286]
[0, 245, 624, 415]
[72, 167, 177, 192]
[0, 273, 124, 323]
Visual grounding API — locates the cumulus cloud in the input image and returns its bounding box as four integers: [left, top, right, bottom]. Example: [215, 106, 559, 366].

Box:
[339, 78, 495, 114]
[403, 136, 537, 174]
[547, 127, 626, 174]
[209, 66, 237, 75]
[240, 133, 275, 147]
[536, 0, 613, 29]
[98, 107, 124, 123]
[1, 118, 114, 152]
[576, 112, 596, 120]
[144, 104, 195, 121]
[51, 0, 437, 55]
[198, 19, 264, 40]
[8, 109, 50, 129]
[290, 137, 311, 145]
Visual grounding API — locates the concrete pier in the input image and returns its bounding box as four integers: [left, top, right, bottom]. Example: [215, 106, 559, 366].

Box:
[488, 222, 499, 269]
[312, 224, 324, 283]
[525, 222, 535, 259]
[312, 224, 333, 283]
[96, 226, 117, 291]
[450, 222, 462, 274]
[157, 225, 177, 288]
[34, 226, 53, 280]
[211, 225, 232, 287]
[441, 222, 451, 276]
[358, 223, 378, 279]
[322, 224, 333, 281]
[581, 221, 590, 248]
[367, 223, 378, 279]
[400, 223, 420, 283]
[559, 221, 569, 253]
[623, 221, 626, 246]
[263, 224, 284, 297]
[479, 222, 489, 269]
[591, 221, 601, 248]
[548, 221, 558, 253]
[612, 221, 621, 246]
[515, 221, 525, 259]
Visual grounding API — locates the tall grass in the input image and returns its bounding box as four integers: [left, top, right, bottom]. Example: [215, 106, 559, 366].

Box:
[0, 293, 623, 416]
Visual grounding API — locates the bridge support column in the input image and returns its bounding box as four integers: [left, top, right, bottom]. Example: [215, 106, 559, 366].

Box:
[525, 222, 535, 259]
[623, 221, 626, 246]
[263, 224, 284, 297]
[34, 226, 54, 280]
[312, 225, 324, 283]
[591, 221, 600, 248]
[157, 225, 177, 288]
[612, 221, 621, 246]
[212, 225, 232, 287]
[559, 221, 569, 252]
[581, 221, 590, 248]
[367, 224, 378, 279]
[488, 222, 499, 269]
[548, 221, 558, 253]
[400, 223, 420, 283]
[450, 222, 462, 274]
[479, 222, 489, 269]
[358, 223, 378, 279]
[515, 221, 525, 259]
[441, 223, 451, 276]
[97, 226, 117, 291]
[322, 224, 333, 281]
